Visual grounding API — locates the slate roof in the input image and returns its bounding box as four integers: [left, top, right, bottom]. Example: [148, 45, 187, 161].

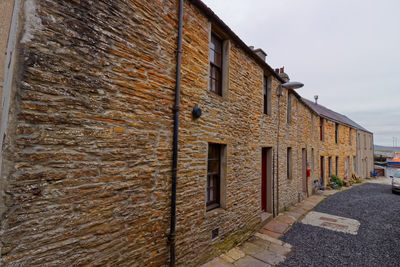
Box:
[302, 98, 371, 133]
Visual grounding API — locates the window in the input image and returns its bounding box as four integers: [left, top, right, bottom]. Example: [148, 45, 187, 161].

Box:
[370, 135, 373, 150]
[311, 114, 314, 135]
[335, 156, 339, 176]
[287, 93, 292, 123]
[328, 157, 332, 178]
[364, 133, 366, 149]
[353, 156, 357, 173]
[209, 34, 223, 95]
[349, 128, 352, 145]
[311, 148, 314, 174]
[207, 144, 221, 210]
[263, 75, 271, 115]
[335, 123, 339, 144]
[320, 118, 324, 141]
[287, 147, 292, 179]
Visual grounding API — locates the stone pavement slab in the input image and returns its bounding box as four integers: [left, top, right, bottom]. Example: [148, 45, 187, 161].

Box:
[259, 229, 282, 239]
[263, 220, 288, 234]
[275, 214, 296, 225]
[234, 256, 270, 267]
[201, 257, 234, 267]
[301, 211, 360, 235]
[251, 249, 286, 265]
[222, 247, 245, 262]
[283, 211, 303, 220]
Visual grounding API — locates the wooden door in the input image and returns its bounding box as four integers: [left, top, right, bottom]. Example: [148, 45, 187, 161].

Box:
[262, 148, 272, 212]
[262, 148, 267, 212]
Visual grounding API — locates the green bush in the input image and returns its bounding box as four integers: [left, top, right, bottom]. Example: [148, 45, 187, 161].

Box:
[329, 175, 345, 188]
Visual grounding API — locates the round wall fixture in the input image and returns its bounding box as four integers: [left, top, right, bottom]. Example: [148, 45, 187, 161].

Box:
[192, 106, 202, 119]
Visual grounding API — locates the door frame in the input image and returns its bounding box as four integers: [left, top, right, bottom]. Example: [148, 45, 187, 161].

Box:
[262, 147, 272, 213]
[320, 156, 325, 186]
[302, 148, 307, 193]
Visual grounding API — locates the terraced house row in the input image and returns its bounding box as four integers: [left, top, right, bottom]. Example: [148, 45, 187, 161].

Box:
[0, 0, 373, 266]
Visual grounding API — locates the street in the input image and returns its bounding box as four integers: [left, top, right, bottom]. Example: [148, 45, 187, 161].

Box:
[280, 182, 400, 266]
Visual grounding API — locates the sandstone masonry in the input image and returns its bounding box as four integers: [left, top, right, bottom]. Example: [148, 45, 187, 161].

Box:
[0, 0, 374, 266]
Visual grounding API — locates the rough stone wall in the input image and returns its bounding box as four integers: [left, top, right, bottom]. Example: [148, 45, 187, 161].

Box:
[0, 0, 374, 266]
[318, 118, 357, 184]
[0, 0, 178, 266]
[356, 130, 374, 178]
[276, 96, 322, 210]
[176, 2, 272, 264]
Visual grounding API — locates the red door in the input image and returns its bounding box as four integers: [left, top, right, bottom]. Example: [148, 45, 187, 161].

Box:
[262, 148, 267, 212]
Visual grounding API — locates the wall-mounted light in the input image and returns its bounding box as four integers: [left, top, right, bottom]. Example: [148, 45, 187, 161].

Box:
[278, 81, 304, 96]
[192, 106, 202, 119]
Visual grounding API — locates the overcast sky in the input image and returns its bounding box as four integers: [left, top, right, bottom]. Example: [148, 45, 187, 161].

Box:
[202, 0, 400, 146]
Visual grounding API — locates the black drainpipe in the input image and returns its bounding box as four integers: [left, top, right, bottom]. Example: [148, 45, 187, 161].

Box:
[272, 152, 275, 217]
[276, 91, 281, 216]
[169, 0, 183, 266]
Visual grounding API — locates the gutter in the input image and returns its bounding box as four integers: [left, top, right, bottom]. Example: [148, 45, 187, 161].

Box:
[169, 0, 183, 266]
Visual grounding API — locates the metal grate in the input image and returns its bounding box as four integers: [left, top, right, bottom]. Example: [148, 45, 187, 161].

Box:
[212, 228, 219, 239]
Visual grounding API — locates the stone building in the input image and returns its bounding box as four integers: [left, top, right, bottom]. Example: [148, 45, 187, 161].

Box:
[0, 0, 373, 266]
[303, 98, 374, 183]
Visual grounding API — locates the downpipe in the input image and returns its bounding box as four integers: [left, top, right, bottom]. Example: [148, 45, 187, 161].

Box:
[276, 93, 281, 216]
[169, 0, 183, 266]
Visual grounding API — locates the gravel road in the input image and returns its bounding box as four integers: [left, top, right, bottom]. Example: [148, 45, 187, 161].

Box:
[279, 183, 400, 266]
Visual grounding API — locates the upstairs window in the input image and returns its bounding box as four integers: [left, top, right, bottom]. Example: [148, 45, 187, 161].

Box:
[349, 128, 352, 145]
[335, 123, 339, 144]
[370, 136, 373, 150]
[311, 114, 314, 134]
[209, 34, 223, 95]
[263, 75, 271, 115]
[364, 133, 366, 149]
[320, 118, 324, 141]
[287, 93, 292, 123]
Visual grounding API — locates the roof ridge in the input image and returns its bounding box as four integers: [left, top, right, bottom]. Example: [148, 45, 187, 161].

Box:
[301, 97, 371, 133]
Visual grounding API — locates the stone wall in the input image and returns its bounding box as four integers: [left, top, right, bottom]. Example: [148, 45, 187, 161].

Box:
[0, 0, 178, 265]
[318, 118, 357, 185]
[357, 130, 374, 178]
[0, 0, 374, 266]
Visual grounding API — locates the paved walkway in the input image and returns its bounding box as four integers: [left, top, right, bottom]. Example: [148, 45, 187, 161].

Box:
[201, 177, 387, 266]
[201, 190, 335, 267]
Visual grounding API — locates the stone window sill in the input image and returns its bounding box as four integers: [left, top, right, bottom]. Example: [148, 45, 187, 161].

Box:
[205, 207, 225, 217]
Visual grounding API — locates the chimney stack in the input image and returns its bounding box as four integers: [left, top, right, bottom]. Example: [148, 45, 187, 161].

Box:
[278, 66, 290, 82]
[314, 95, 318, 104]
[249, 46, 267, 62]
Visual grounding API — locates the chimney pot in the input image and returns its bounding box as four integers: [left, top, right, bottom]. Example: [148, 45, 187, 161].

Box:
[314, 95, 318, 104]
[278, 66, 290, 82]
